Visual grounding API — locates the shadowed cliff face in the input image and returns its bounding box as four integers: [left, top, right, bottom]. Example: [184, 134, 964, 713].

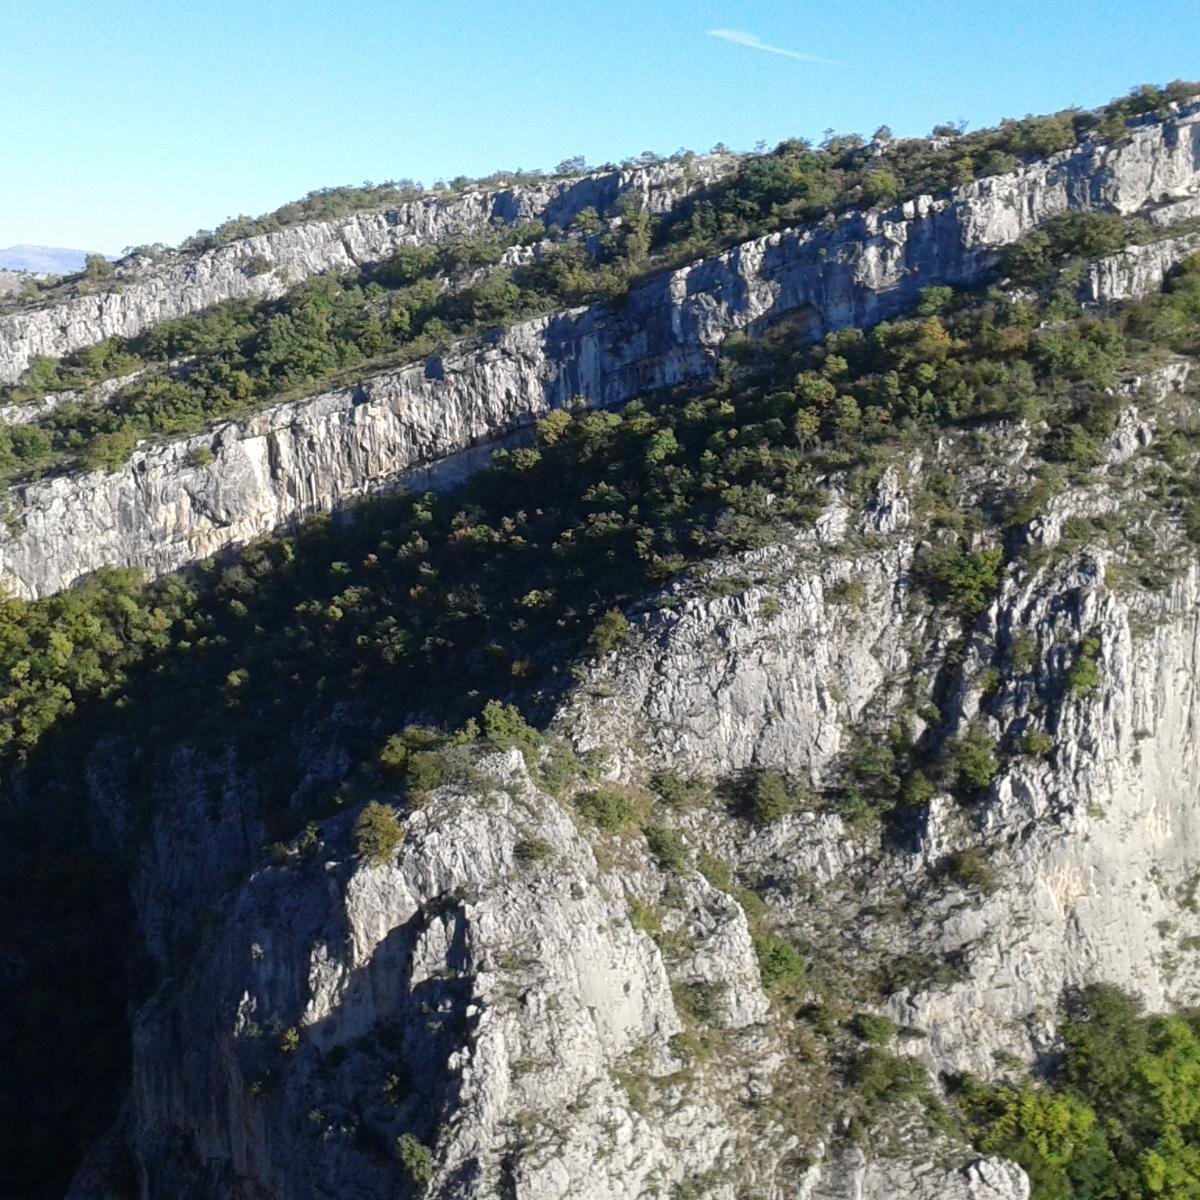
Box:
[3, 99, 1200, 601]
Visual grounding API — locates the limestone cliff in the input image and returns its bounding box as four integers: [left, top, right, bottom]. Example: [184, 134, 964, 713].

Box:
[0, 158, 732, 385]
[74, 745, 1029, 1200]
[5, 99, 1200, 600]
[561, 381, 1200, 1082]
[11, 91, 1200, 1200]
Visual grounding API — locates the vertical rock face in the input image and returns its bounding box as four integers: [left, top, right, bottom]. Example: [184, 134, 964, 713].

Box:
[1082, 230, 1200, 303]
[5, 100, 1200, 600]
[82, 745, 1027, 1200]
[110, 752, 775, 1200]
[0, 159, 732, 385]
[562, 442, 1200, 1082]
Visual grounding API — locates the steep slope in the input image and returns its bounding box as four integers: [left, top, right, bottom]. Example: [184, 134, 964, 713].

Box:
[8, 83, 1200, 1200]
[2, 98, 1199, 599]
[0, 159, 730, 384]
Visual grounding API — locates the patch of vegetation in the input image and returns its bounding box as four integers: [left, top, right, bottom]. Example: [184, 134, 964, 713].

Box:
[852, 1013, 898, 1046]
[574, 786, 636, 833]
[1066, 637, 1103, 696]
[1022, 728, 1055, 758]
[915, 543, 1005, 618]
[962, 985, 1200, 1200]
[650, 770, 709, 810]
[588, 608, 630, 656]
[754, 932, 807, 994]
[354, 800, 404, 865]
[851, 1047, 929, 1111]
[942, 847, 1001, 894]
[644, 824, 688, 872]
[697, 851, 733, 892]
[654, 82, 1199, 270]
[514, 836, 554, 865]
[944, 727, 1001, 797]
[395, 1132, 435, 1190]
[743, 768, 796, 825]
[628, 898, 662, 935]
[6, 84, 1199, 488]
[1003, 212, 1132, 284]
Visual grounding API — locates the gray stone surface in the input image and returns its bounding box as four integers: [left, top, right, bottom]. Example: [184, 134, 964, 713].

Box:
[0, 159, 732, 384]
[562, 415, 1200, 1083]
[6, 102, 1200, 599]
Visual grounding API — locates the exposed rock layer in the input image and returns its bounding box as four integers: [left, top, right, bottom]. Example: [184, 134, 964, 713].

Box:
[6, 101, 1200, 599]
[0, 159, 731, 384]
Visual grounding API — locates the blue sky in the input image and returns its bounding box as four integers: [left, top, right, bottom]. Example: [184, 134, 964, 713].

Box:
[4, 0, 1198, 254]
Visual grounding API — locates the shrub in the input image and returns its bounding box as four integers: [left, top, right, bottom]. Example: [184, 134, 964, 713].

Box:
[746, 769, 793, 825]
[1067, 638, 1102, 695]
[83, 253, 114, 281]
[1010, 632, 1039, 671]
[915, 544, 1004, 617]
[355, 800, 404, 865]
[514, 836, 554, 864]
[378, 733, 413, 776]
[902, 770, 936, 807]
[479, 700, 541, 756]
[396, 1133, 435, 1189]
[589, 608, 630, 656]
[754, 932, 807, 993]
[628, 898, 661, 935]
[944, 847, 1000, 894]
[1184, 502, 1200, 545]
[650, 770, 708, 809]
[916, 285, 955, 316]
[405, 750, 447, 793]
[1022, 729, 1055, 757]
[1044, 422, 1104, 469]
[826, 577, 868, 607]
[697, 852, 733, 892]
[946, 728, 1000, 795]
[644, 824, 688, 872]
[852, 1048, 928, 1108]
[574, 787, 635, 833]
[853, 1013, 898, 1046]
[377, 726, 450, 790]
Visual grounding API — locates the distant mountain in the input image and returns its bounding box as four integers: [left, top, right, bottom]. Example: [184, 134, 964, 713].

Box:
[0, 244, 100, 274]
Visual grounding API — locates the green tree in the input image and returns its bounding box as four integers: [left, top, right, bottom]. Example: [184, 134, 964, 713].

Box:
[396, 1133, 435, 1189]
[354, 800, 403, 865]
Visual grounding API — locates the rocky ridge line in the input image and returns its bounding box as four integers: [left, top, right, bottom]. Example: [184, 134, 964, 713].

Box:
[3, 100, 1200, 599]
[0, 157, 732, 384]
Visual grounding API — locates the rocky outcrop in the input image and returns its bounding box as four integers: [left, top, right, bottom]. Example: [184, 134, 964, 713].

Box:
[103, 751, 769, 1200]
[0, 159, 732, 385]
[802, 1149, 1029, 1200]
[6, 103, 1200, 600]
[562, 412, 1200, 1081]
[76, 741, 1030, 1200]
[1081, 229, 1200, 303]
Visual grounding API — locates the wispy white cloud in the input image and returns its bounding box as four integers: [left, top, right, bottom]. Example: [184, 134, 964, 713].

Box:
[706, 28, 838, 65]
